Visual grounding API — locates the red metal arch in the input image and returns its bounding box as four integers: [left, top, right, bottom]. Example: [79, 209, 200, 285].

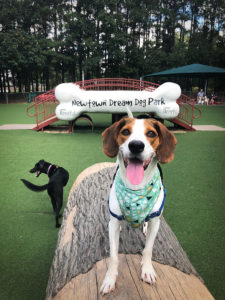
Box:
[26, 78, 201, 131]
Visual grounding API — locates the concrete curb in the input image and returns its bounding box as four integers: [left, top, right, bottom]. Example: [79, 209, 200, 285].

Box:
[0, 124, 35, 130]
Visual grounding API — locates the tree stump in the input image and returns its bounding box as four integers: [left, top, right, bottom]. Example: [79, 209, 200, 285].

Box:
[46, 163, 214, 300]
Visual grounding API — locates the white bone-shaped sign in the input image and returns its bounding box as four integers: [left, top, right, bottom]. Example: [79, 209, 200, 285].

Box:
[55, 82, 181, 121]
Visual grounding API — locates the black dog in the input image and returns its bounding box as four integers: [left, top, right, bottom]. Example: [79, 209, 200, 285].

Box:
[21, 160, 69, 228]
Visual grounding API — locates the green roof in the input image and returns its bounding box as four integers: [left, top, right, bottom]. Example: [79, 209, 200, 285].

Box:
[145, 63, 225, 78]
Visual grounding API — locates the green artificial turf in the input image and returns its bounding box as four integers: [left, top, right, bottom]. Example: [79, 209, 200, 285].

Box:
[0, 130, 114, 300]
[162, 131, 225, 300]
[0, 104, 225, 299]
[0, 103, 35, 125]
[193, 105, 225, 127]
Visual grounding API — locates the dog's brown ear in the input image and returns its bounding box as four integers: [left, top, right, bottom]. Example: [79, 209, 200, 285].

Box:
[102, 119, 126, 157]
[153, 120, 177, 164]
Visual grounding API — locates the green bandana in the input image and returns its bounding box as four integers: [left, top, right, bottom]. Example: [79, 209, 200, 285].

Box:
[115, 168, 162, 228]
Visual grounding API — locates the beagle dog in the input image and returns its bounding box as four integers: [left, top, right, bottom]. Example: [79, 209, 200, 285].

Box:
[100, 116, 177, 294]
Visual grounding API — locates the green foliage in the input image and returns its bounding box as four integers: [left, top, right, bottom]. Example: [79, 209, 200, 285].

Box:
[0, 0, 225, 92]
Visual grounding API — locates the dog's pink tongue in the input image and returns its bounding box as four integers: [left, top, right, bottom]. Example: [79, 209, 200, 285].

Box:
[126, 160, 144, 185]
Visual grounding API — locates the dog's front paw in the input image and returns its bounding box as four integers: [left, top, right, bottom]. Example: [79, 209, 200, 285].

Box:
[141, 263, 157, 285]
[100, 272, 117, 295]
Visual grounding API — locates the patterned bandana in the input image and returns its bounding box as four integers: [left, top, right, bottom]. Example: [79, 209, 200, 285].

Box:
[115, 168, 162, 229]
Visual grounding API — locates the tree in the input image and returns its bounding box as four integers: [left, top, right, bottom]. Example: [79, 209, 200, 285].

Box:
[0, 0, 224, 92]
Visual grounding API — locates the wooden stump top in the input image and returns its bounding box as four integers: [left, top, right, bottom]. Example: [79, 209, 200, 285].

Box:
[52, 255, 213, 300]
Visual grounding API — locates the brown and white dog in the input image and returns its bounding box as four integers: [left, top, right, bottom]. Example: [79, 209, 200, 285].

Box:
[100, 116, 177, 294]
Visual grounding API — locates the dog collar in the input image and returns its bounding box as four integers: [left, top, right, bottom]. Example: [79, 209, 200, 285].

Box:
[47, 164, 52, 175]
[115, 168, 162, 228]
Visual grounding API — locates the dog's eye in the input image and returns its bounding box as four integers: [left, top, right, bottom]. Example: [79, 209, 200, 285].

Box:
[121, 129, 130, 136]
[147, 130, 156, 138]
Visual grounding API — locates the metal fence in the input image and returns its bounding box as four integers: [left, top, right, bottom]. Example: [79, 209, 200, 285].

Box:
[0, 92, 45, 104]
[182, 90, 225, 102]
[1, 89, 224, 104]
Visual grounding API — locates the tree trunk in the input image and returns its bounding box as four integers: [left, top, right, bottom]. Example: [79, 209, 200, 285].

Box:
[6, 70, 11, 93]
[35, 71, 39, 92]
[46, 164, 205, 300]
[45, 67, 50, 90]
[0, 70, 3, 93]
[11, 71, 17, 93]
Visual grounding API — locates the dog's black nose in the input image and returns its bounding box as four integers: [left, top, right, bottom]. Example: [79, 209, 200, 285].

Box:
[128, 140, 145, 154]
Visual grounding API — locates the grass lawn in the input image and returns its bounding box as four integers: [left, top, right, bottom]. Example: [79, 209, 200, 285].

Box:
[0, 103, 35, 125]
[0, 104, 224, 299]
[0, 129, 114, 300]
[162, 131, 225, 300]
[194, 105, 225, 127]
